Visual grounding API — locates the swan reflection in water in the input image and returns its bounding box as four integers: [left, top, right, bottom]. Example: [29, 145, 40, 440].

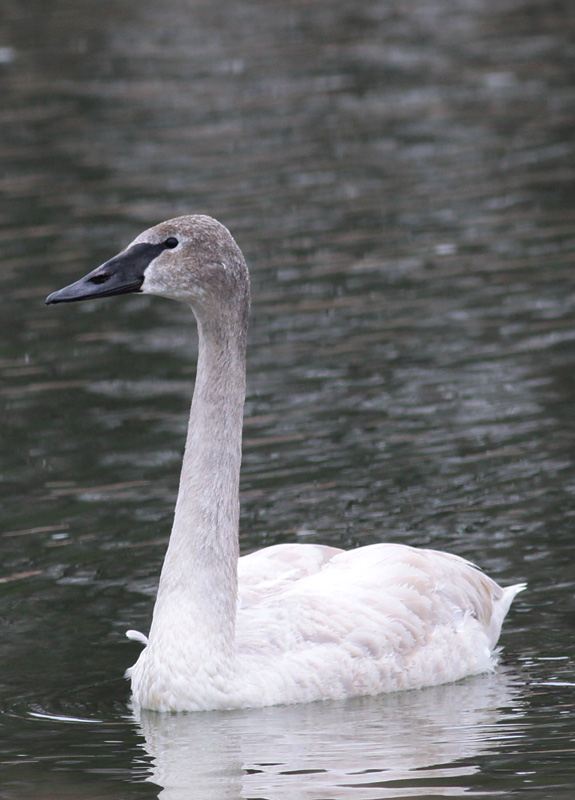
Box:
[134, 668, 523, 800]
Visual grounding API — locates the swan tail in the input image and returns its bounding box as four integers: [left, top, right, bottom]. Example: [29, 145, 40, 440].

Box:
[499, 582, 526, 619]
[487, 582, 525, 651]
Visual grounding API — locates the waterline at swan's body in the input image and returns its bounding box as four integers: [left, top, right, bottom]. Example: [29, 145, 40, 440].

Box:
[47, 215, 524, 712]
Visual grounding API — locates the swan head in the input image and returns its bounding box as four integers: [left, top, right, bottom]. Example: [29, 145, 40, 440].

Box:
[46, 215, 250, 323]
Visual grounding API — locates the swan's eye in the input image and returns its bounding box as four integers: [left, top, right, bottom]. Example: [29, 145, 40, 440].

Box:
[164, 237, 179, 249]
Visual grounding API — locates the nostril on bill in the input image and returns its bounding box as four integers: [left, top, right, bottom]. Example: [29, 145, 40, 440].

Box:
[89, 273, 110, 285]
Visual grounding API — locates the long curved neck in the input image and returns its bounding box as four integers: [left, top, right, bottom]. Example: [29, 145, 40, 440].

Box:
[149, 310, 247, 667]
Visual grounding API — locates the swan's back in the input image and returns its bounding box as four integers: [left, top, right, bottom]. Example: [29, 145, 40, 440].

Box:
[234, 543, 523, 707]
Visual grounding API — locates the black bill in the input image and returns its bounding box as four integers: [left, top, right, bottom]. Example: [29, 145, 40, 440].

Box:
[46, 241, 166, 305]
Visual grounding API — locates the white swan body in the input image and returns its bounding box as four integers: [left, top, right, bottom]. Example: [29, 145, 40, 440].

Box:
[47, 215, 524, 712]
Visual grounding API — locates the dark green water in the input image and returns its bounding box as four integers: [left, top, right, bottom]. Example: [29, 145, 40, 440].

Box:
[1, 0, 575, 797]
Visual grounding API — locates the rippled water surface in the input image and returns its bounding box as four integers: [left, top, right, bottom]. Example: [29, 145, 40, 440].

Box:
[1, 0, 575, 797]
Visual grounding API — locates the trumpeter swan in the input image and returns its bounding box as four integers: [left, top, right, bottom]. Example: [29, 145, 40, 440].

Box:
[46, 215, 524, 711]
